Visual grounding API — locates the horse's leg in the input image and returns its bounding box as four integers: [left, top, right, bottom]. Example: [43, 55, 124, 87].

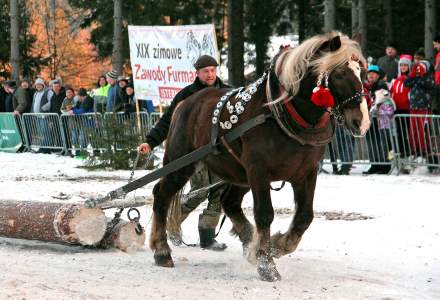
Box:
[247, 170, 281, 282]
[271, 168, 317, 258]
[150, 164, 194, 267]
[220, 184, 254, 252]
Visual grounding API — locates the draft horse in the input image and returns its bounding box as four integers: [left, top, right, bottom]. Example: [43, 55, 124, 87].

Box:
[149, 32, 370, 282]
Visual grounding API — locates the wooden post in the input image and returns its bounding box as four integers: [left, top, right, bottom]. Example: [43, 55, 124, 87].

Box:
[159, 101, 163, 115]
[135, 99, 141, 133]
[0, 200, 107, 246]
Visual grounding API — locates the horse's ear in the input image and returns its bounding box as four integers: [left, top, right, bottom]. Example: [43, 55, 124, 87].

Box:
[329, 36, 341, 51]
[319, 35, 341, 52]
[352, 33, 362, 45]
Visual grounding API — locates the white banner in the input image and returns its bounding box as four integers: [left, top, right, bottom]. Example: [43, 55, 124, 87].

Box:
[128, 24, 219, 105]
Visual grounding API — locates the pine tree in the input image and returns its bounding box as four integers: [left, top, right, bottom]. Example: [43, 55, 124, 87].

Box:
[84, 113, 150, 170]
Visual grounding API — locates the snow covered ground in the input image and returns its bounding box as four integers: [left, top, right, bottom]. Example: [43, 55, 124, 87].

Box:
[0, 152, 439, 299]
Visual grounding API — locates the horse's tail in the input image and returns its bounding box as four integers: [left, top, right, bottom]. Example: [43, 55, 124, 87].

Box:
[166, 188, 184, 238]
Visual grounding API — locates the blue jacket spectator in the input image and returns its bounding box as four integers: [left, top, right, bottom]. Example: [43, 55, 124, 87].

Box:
[72, 88, 94, 114]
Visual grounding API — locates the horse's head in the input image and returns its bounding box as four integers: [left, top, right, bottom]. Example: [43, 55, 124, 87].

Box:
[276, 33, 370, 137]
[316, 35, 370, 137]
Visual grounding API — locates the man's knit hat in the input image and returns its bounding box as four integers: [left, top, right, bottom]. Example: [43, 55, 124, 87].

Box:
[193, 55, 218, 70]
[5, 80, 17, 89]
[106, 70, 119, 80]
[78, 88, 88, 97]
[34, 78, 45, 87]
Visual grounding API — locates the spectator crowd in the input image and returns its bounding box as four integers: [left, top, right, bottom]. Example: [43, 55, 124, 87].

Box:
[0, 71, 153, 117]
[1, 36, 440, 175]
[327, 36, 440, 175]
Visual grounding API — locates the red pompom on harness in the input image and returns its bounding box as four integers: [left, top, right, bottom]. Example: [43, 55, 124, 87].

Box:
[310, 85, 335, 108]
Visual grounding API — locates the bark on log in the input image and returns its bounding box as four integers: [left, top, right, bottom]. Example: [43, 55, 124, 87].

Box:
[98, 219, 146, 252]
[0, 200, 107, 246]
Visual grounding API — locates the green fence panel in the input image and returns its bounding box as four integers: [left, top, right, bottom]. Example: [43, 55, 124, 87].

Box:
[0, 113, 23, 153]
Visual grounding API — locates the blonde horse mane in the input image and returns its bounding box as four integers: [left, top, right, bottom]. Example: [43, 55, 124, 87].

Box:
[271, 31, 366, 104]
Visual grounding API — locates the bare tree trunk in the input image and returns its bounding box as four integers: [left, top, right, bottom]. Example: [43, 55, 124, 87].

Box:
[9, 0, 20, 81]
[113, 0, 123, 74]
[384, 0, 393, 46]
[297, 0, 305, 43]
[0, 200, 107, 245]
[324, 0, 335, 32]
[227, 0, 244, 87]
[425, 0, 436, 60]
[358, 0, 367, 54]
[50, 0, 58, 79]
[351, 0, 359, 37]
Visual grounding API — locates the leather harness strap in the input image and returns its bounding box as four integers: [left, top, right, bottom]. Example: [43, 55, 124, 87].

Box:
[220, 136, 242, 164]
[85, 113, 270, 208]
[271, 48, 331, 130]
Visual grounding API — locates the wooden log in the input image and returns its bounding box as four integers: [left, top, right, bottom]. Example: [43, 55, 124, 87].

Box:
[99, 219, 146, 252]
[99, 195, 153, 209]
[0, 200, 107, 246]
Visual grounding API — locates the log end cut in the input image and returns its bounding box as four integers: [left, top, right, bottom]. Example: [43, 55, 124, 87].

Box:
[111, 221, 146, 252]
[54, 205, 107, 246]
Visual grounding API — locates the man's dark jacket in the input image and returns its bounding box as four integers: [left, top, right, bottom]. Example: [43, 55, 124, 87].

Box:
[377, 55, 398, 82]
[49, 88, 66, 114]
[145, 77, 229, 149]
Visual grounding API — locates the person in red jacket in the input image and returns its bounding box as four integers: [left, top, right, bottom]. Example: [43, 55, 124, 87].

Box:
[433, 35, 440, 115]
[389, 55, 413, 167]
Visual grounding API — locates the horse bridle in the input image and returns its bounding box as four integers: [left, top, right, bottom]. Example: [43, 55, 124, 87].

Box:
[329, 89, 367, 124]
[269, 51, 367, 125]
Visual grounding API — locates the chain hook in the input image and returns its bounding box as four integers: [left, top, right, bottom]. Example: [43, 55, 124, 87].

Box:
[127, 207, 143, 235]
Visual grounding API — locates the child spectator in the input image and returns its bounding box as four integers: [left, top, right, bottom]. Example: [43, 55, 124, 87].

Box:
[60, 87, 77, 114]
[375, 89, 396, 164]
[363, 65, 390, 174]
[69, 88, 93, 115]
[404, 60, 435, 156]
[433, 35, 440, 115]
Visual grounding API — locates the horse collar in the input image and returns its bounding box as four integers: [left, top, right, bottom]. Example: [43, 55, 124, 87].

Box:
[211, 72, 267, 131]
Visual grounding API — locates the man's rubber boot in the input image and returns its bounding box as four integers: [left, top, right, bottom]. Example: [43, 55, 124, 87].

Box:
[198, 227, 227, 251]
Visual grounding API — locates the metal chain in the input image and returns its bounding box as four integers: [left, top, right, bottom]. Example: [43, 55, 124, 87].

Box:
[128, 151, 142, 184]
[105, 151, 144, 235]
[182, 180, 225, 201]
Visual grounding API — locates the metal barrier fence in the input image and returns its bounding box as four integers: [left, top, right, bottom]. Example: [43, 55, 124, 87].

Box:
[323, 116, 395, 170]
[149, 112, 161, 131]
[393, 114, 440, 170]
[322, 114, 440, 173]
[4, 112, 440, 172]
[21, 113, 66, 152]
[61, 113, 104, 152]
[61, 112, 151, 152]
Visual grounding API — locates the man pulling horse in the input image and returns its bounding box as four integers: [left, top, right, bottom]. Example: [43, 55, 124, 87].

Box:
[147, 32, 370, 282]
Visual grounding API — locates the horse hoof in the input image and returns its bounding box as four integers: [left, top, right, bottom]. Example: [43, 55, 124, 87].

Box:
[257, 265, 282, 282]
[154, 253, 175, 268]
[257, 251, 281, 281]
